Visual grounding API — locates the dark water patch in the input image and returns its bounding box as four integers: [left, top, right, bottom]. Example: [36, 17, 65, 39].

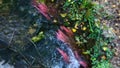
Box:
[0, 15, 35, 47]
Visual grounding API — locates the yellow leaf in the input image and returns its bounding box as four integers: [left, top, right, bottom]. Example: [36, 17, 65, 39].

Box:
[102, 47, 108, 51]
[53, 19, 57, 23]
[82, 27, 87, 31]
[32, 37, 40, 42]
[83, 51, 90, 54]
[68, 0, 71, 2]
[51, 0, 54, 2]
[72, 28, 77, 32]
[101, 55, 106, 60]
[60, 13, 67, 17]
[74, 23, 79, 29]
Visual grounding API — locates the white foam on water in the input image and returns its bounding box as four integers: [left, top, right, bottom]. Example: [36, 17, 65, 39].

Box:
[67, 48, 80, 68]
[53, 47, 80, 68]
[0, 60, 14, 68]
[0, 48, 80, 68]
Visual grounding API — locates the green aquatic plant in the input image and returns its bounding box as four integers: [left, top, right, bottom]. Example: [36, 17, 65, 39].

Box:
[32, 31, 45, 42]
[92, 60, 113, 68]
[62, 0, 114, 67]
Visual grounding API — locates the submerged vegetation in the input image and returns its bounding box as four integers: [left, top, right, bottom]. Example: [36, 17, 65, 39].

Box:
[0, 0, 114, 68]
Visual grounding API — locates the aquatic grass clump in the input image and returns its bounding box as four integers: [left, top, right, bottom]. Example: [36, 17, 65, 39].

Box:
[61, 0, 114, 67]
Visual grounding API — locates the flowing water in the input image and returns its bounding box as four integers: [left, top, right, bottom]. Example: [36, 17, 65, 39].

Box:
[0, 14, 82, 68]
[0, 37, 81, 68]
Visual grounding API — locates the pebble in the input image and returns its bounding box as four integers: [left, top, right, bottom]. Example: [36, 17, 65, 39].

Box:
[112, 5, 116, 8]
[96, 0, 120, 67]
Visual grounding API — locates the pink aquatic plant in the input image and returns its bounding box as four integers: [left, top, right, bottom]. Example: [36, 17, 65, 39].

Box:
[56, 48, 70, 63]
[32, 0, 50, 20]
[56, 26, 74, 45]
[60, 26, 73, 37]
[56, 29, 69, 43]
[74, 51, 88, 68]
[56, 26, 88, 68]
